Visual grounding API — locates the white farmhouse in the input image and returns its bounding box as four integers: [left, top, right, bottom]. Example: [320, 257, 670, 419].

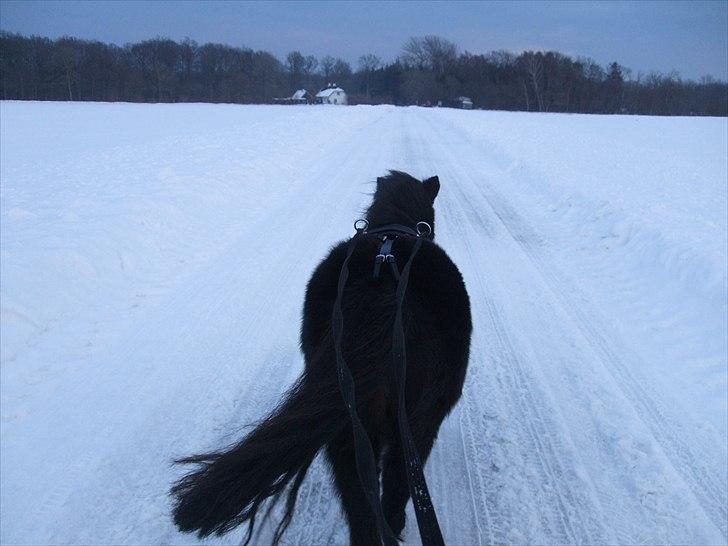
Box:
[316, 84, 347, 105]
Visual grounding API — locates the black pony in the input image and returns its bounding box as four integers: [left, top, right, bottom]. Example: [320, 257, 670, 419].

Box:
[171, 171, 472, 545]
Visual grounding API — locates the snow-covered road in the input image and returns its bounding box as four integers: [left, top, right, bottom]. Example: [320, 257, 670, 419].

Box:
[1, 103, 726, 545]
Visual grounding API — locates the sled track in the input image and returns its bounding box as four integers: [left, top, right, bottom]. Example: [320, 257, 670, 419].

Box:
[424, 111, 727, 542]
[401, 110, 611, 545]
[397, 113, 496, 546]
[249, 110, 398, 546]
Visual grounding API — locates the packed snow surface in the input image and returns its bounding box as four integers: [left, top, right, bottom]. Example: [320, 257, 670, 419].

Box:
[1, 102, 726, 545]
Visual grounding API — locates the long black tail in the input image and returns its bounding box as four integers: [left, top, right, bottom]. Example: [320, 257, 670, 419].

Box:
[170, 369, 348, 541]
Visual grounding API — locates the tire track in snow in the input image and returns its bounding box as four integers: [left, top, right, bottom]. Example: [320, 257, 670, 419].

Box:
[26, 109, 397, 546]
[247, 108, 421, 546]
[398, 108, 609, 545]
[424, 110, 727, 543]
[13, 107, 397, 544]
[483, 189, 728, 540]
[396, 110, 494, 546]
[188, 110, 395, 546]
[248, 109, 402, 546]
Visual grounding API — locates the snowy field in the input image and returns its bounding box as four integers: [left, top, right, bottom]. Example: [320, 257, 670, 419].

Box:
[1, 102, 726, 545]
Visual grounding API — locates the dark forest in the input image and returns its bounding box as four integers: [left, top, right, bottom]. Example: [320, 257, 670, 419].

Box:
[1, 32, 726, 116]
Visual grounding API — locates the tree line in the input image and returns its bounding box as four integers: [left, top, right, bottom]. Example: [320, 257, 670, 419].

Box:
[1, 31, 726, 116]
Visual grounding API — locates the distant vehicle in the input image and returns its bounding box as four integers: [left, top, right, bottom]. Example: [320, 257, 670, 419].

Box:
[316, 84, 348, 105]
[454, 96, 473, 109]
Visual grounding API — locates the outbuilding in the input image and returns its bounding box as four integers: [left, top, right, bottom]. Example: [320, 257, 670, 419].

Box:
[273, 89, 313, 105]
[316, 84, 347, 105]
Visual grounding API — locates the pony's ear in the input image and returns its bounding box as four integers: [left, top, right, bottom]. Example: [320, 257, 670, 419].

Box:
[376, 176, 385, 189]
[423, 175, 440, 200]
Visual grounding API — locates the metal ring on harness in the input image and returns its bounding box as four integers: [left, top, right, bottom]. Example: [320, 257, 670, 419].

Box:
[354, 219, 369, 232]
[416, 221, 432, 237]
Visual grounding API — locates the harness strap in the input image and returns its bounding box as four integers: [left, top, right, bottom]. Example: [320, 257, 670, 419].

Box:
[367, 223, 419, 238]
[332, 231, 398, 546]
[332, 221, 445, 546]
[390, 237, 445, 546]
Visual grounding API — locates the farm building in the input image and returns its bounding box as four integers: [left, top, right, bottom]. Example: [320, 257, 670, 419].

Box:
[315, 84, 347, 105]
[273, 89, 313, 105]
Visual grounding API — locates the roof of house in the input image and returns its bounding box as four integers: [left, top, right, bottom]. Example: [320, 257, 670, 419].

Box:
[316, 87, 344, 98]
[291, 89, 308, 100]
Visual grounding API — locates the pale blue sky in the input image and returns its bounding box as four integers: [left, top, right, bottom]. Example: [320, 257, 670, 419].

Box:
[1, 0, 726, 80]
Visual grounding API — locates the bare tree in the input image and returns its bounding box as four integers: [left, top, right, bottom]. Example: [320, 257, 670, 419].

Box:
[304, 55, 318, 76]
[331, 58, 352, 85]
[179, 38, 197, 96]
[286, 50, 305, 89]
[55, 36, 82, 100]
[520, 51, 544, 111]
[402, 35, 457, 75]
[487, 49, 517, 68]
[358, 53, 381, 99]
[401, 37, 428, 69]
[320, 55, 335, 80]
